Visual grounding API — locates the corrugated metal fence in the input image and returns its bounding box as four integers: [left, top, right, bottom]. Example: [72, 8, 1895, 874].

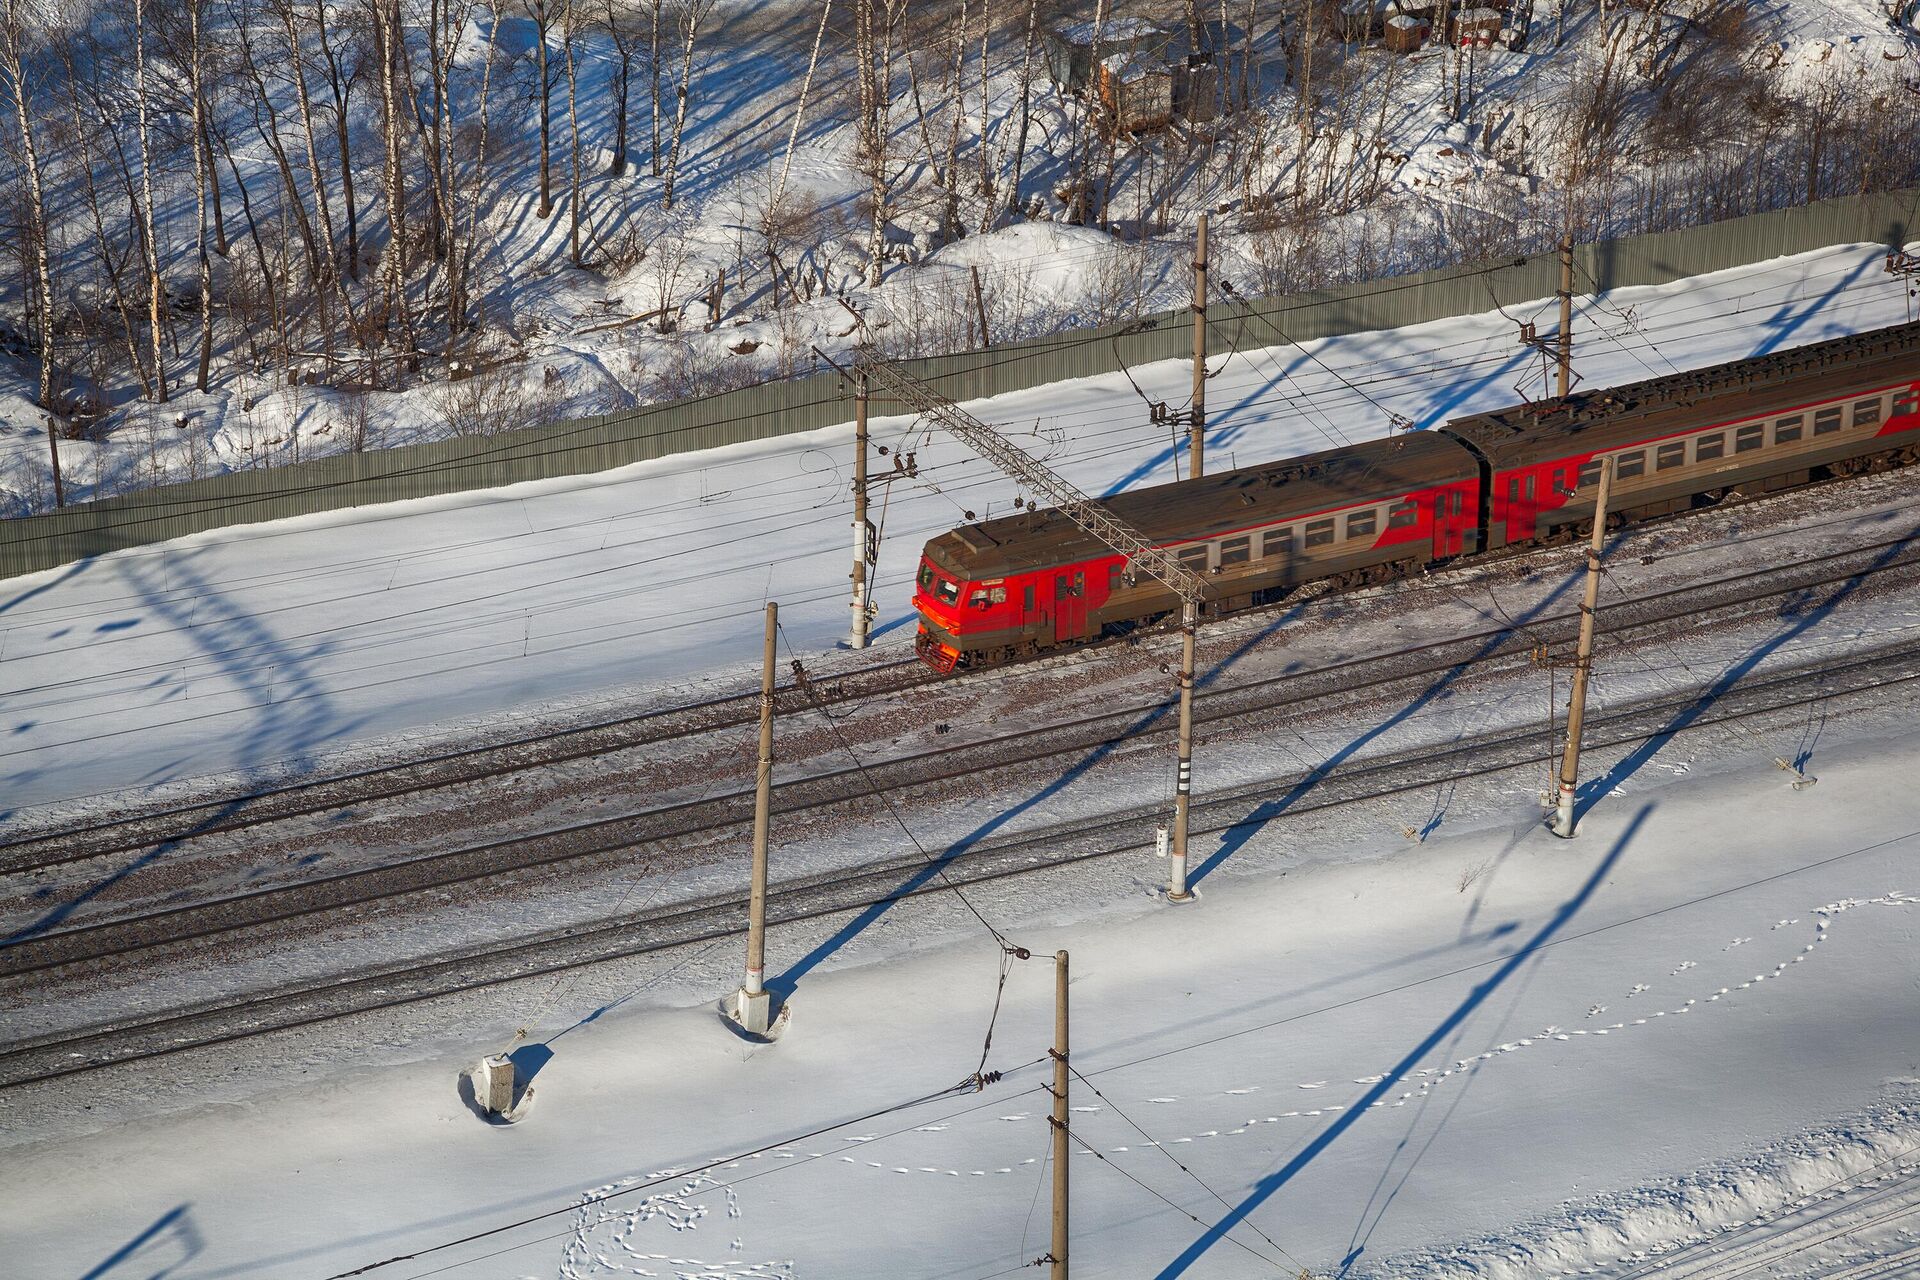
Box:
[4, 188, 1914, 579]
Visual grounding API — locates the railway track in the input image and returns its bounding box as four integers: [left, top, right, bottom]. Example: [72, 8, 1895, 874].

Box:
[5, 622, 1919, 1090]
[8, 531, 1920, 980]
[0, 655, 932, 873]
[9, 463, 1912, 875]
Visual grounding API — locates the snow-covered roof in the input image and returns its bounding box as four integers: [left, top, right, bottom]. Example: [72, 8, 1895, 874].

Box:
[1055, 16, 1170, 45]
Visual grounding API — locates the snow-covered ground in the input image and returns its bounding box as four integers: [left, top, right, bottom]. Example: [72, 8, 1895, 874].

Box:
[2, 239, 1913, 820]
[5, 242, 1920, 1280]
[5, 725, 1919, 1279]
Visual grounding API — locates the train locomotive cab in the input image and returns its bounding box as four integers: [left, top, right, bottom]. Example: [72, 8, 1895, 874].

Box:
[913, 553, 1025, 673]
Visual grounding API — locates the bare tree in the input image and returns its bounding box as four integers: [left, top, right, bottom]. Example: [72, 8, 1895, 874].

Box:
[660, 0, 716, 210]
[0, 0, 64, 501]
[134, 0, 169, 402]
[187, 0, 216, 391]
[602, 0, 646, 175]
[527, 0, 558, 217]
[563, 0, 586, 264]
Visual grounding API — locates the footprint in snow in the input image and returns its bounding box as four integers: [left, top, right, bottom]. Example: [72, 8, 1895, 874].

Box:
[1725, 937, 1752, 949]
[1354, 1074, 1385, 1084]
[1226, 1087, 1258, 1095]
[1070, 1106, 1102, 1113]
[1587, 1004, 1608, 1018]
[1671, 961, 1697, 975]
[915, 1125, 949, 1132]
[1298, 1081, 1328, 1089]
[1147, 1097, 1179, 1104]
[1628, 984, 1649, 997]
[999, 1114, 1030, 1122]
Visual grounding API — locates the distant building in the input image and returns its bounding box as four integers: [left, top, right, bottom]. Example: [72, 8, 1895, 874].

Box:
[1044, 15, 1244, 132]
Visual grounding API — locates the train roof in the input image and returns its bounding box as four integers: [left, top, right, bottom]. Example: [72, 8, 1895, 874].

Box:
[1441, 319, 1920, 468]
[923, 430, 1474, 580]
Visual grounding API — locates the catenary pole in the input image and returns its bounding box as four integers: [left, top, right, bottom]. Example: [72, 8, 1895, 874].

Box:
[732, 601, 778, 1032]
[849, 374, 873, 648]
[1553, 459, 1611, 838]
[1167, 598, 1198, 900]
[1049, 949, 1070, 1279]
[1557, 233, 1574, 401]
[1189, 212, 1208, 479]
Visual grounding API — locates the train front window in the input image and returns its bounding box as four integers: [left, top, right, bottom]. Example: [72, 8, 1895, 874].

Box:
[919, 564, 935, 591]
[935, 578, 959, 605]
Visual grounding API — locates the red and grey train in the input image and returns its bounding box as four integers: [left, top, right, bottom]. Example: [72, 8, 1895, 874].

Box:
[912, 319, 1920, 672]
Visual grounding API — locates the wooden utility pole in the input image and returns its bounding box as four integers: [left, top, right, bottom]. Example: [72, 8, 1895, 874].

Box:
[1557, 233, 1575, 401]
[1189, 212, 1208, 479]
[970, 264, 991, 347]
[1048, 949, 1070, 1279]
[1552, 460, 1611, 838]
[1167, 599, 1198, 901]
[849, 377, 875, 648]
[731, 602, 778, 1031]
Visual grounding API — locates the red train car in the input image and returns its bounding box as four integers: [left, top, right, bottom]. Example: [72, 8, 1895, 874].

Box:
[912, 318, 1920, 672]
[914, 433, 1479, 671]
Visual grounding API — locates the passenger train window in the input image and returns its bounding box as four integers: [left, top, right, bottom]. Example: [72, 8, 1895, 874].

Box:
[1262, 528, 1292, 558]
[1615, 451, 1646, 479]
[1387, 501, 1418, 529]
[1346, 509, 1377, 539]
[1219, 536, 1251, 566]
[1056, 572, 1084, 599]
[1695, 433, 1725, 461]
[1853, 398, 1882, 427]
[1304, 518, 1335, 548]
[1657, 442, 1686, 470]
[1814, 407, 1843, 435]
[1024, 585, 1034, 611]
[1895, 391, 1917, 418]
[1506, 477, 1520, 502]
[1774, 415, 1803, 444]
[1452, 490, 1467, 514]
[1177, 545, 1211, 572]
[1578, 460, 1602, 489]
[1735, 424, 1764, 453]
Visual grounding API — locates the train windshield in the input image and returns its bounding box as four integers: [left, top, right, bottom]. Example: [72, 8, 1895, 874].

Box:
[935, 577, 960, 605]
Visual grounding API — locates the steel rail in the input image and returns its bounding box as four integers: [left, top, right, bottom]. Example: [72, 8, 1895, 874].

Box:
[5, 630, 1919, 1089]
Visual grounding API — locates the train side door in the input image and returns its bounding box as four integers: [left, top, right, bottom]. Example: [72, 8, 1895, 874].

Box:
[1053, 570, 1087, 643]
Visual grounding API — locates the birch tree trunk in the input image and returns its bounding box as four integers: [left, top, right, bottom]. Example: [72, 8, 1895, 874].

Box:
[661, 0, 712, 211]
[0, 0, 64, 501]
[772, 0, 833, 214]
[529, 0, 554, 217]
[1006, 0, 1040, 218]
[649, 0, 662, 175]
[314, 3, 361, 277]
[134, 0, 169, 402]
[564, 0, 585, 265]
[189, 0, 214, 391]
